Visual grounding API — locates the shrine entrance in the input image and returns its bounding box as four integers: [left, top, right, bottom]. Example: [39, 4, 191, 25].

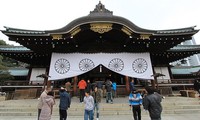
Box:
[52, 64, 150, 96]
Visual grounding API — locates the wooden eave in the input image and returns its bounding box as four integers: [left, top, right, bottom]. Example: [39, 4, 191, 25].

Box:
[151, 45, 200, 65]
[0, 47, 51, 66]
[1, 24, 197, 54]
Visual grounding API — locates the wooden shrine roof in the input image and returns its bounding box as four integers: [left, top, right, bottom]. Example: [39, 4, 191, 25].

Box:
[1, 2, 198, 36]
[0, 2, 199, 67]
[1, 3, 199, 55]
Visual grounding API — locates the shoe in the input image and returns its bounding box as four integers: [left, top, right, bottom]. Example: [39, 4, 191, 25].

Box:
[96, 118, 99, 120]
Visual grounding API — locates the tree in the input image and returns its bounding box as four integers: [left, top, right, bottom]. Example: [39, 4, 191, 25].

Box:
[0, 40, 15, 85]
[0, 40, 26, 68]
[0, 40, 6, 45]
[0, 55, 14, 85]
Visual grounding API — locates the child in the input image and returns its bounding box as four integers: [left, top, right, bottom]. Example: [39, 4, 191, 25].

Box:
[129, 89, 142, 120]
[84, 91, 94, 120]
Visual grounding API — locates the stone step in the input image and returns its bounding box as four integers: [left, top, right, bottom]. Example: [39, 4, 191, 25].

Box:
[1, 103, 200, 112]
[1, 108, 200, 117]
[0, 112, 33, 116]
[164, 109, 200, 114]
[1, 104, 200, 112]
[0, 97, 198, 105]
[164, 105, 200, 109]
[1, 103, 200, 111]
[1, 100, 199, 107]
[0, 97, 200, 116]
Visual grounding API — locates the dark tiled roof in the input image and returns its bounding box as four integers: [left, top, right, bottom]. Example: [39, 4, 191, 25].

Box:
[1, 2, 198, 36]
[0, 46, 30, 51]
[171, 66, 200, 75]
[8, 68, 29, 76]
[169, 45, 200, 51]
[155, 26, 198, 35]
[1, 26, 48, 36]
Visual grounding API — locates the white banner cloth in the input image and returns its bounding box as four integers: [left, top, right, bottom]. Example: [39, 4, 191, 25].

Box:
[49, 53, 153, 80]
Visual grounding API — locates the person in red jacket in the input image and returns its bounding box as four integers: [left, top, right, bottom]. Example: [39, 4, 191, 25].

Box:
[78, 79, 87, 103]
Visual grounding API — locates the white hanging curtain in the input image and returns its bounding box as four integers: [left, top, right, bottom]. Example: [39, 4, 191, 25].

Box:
[48, 52, 153, 80]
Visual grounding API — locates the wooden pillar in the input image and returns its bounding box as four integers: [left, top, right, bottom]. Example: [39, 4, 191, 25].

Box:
[27, 66, 32, 85]
[168, 66, 173, 83]
[151, 66, 157, 89]
[151, 79, 156, 89]
[73, 76, 78, 95]
[47, 80, 51, 89]
[43, 77, 51, 90]
[44, 67, 51, 89]
[125, 76, 130, 93]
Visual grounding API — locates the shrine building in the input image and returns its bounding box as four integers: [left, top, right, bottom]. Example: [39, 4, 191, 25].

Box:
[1, 2, 200, 95]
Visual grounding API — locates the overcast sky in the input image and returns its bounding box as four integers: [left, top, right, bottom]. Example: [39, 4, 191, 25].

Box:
[0, 0, 200, 45]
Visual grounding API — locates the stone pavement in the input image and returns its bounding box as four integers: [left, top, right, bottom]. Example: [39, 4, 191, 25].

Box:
[1, 114, 200, 120]
[0, 96, 200, 120]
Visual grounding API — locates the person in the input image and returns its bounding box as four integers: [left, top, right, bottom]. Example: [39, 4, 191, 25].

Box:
[86, 79, 92, 94]
[78, 79, 87, 103]
[65, 81, 72, 92]
[39, 91, 55, 120]
[91, 86, 102, 120]
[129, 79, 135, 92]
[84, 91, 94, 120]
[143, 86, 162, 120]
[65, 82, 72, 94]
[112, 81, 117, 98]
[129, 89, 143, 120]
[96, 80, 103, 98]
[105, 79, 113, 103]
[194, 79, 200, 97]
[59, 87, 71, 120]
[37, 87, 52, 120]
[96, 81, 103, 90]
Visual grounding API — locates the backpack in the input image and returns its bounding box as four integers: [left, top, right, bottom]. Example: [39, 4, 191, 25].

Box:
[105, 81, 112, 92]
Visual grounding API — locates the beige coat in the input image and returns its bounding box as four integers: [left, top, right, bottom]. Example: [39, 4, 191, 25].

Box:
[39, 95, 55, 120]
[38, 90, 48, 109]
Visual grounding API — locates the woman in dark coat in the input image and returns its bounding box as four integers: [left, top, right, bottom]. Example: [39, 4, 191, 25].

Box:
[59, 87, 71, 120]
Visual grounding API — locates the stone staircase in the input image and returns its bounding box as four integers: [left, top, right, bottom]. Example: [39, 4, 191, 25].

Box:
[0, 96, 199, 116]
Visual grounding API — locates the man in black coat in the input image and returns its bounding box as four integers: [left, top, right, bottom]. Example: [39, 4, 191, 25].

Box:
[143, 87, 162, 120]
[105, 79, 113, 103]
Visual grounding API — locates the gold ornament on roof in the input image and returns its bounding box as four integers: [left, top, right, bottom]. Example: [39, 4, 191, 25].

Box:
[121, 26, 132, 36]
[90, 23, 112, 34]
[140, 34, 151, 40]
[51, 34, 63, 40]
[70, 27, 81, 37]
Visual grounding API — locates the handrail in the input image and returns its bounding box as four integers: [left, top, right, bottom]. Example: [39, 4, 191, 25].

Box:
[1, 79, 195, 87]
[3, 80, 29, 86]
[156, 79, 195, 84]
